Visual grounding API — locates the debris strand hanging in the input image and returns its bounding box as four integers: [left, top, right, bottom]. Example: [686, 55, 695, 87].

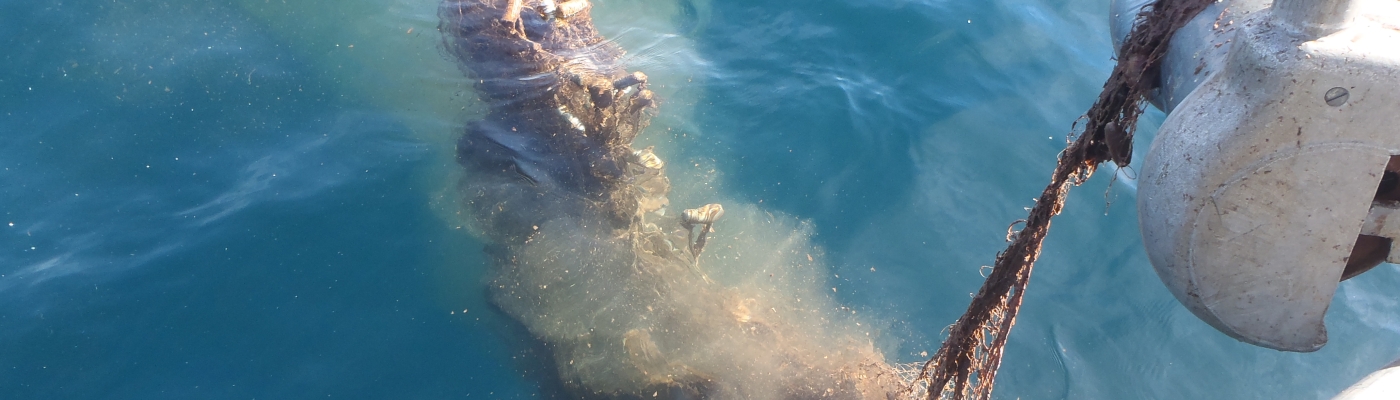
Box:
[905, 1, 1215, 398]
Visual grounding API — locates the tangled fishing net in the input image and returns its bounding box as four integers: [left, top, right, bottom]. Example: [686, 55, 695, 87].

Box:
[904, 1, 1215, 398]
[441, 0, 1215, 397]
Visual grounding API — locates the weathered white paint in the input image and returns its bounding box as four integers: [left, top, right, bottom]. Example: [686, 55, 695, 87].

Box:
[1123, 0, 1400, 351]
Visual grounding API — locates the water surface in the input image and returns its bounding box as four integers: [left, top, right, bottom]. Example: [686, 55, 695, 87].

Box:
[3, 0, 1400, 398]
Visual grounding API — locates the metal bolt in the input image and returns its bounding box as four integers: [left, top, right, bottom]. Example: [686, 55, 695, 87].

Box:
[1325, 87, 1349, 107]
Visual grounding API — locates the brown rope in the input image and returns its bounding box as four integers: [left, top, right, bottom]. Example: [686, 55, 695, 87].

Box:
[905, 1, 1215, 398]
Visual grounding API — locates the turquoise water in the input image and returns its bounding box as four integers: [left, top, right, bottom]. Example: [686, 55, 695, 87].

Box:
[4, 0, 1400, 398]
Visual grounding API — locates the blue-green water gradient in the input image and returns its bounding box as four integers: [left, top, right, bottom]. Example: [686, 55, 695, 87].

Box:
[3, 0, 1400, 399]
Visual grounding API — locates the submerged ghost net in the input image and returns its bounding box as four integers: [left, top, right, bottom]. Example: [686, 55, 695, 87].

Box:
[908, 0, 1215, 398]
[441, 0, 906, 398]
[442, 0, 1212, 398]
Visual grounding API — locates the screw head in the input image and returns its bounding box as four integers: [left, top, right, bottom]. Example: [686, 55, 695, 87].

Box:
[1325, 87, 1349, 107]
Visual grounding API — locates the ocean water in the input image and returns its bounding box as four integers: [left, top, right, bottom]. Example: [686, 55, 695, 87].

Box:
[3, 0, 1400, 399]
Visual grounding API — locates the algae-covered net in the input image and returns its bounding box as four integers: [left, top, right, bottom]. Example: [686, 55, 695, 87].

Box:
[441, 0, 907, 398]
[441, 0, 1213, 397]
[905, 0, 1215, 398]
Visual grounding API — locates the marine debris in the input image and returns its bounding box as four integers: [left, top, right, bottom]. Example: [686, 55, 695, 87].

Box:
[681, 203, 724, 264]
[441, 0, 907, 398]
[906, 0, 1215, 398]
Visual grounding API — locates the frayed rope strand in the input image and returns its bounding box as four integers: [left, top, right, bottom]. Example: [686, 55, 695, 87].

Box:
[904, 1, 1216, 399]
